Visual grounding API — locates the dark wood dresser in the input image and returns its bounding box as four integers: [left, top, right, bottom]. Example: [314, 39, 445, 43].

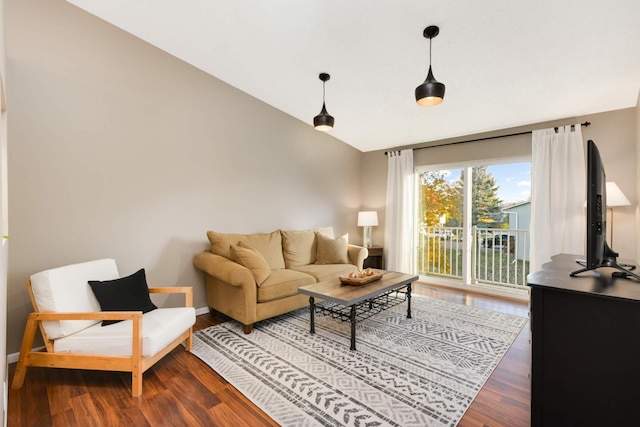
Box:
[528, 253, 640, 426]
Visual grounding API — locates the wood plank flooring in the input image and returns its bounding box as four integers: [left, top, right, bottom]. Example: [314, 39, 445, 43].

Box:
[8, 283, 530, 426]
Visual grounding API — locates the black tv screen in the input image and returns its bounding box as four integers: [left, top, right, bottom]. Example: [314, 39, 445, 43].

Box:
[586, 139, 608, 269]
[571, 140, 639, 280]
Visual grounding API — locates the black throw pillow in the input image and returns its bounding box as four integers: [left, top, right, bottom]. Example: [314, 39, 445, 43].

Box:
[88, 268, 157, 326]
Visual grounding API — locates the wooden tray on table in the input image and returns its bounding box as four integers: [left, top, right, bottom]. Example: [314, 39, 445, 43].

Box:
[339, 271, 384, 286]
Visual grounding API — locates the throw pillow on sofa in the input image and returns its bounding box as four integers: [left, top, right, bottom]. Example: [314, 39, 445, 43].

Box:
[281, 227, 335, 268]
[281, 229, 317, 267]
[231, 241, 272, 285]
[315, 233, 350, 264]
[207, 230, 285, 269]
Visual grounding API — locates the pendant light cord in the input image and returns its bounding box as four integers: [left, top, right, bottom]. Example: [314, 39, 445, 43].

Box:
[429, 36, 433, 68]
[322, 80, 326, 105]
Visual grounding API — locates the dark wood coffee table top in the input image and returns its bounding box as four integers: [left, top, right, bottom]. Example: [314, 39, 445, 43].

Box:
[298, 270, 419, 306]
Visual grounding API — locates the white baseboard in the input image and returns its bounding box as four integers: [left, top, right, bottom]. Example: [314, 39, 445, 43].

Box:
[195, 306, 209, 316]
[7, 306, 211, 365]
[6, 347, 43, 365]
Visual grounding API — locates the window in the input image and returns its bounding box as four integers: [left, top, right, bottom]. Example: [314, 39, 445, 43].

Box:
[416, 160, 531, 289]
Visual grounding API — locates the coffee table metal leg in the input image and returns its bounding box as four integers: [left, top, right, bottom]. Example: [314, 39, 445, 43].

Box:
[350, 305, 357, 350]
[407, 283, 412, 319]
[309, 296, 315, 334]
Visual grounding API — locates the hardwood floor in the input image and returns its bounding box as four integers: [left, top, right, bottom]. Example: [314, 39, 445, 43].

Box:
[8, 283, 530, 426]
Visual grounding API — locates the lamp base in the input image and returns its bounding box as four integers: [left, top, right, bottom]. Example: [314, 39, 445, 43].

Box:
[363, 226, 373, 247]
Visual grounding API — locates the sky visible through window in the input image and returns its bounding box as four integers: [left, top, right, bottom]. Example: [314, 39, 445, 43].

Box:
[442, 162, 531, 206]
[487, 162, 531, 205]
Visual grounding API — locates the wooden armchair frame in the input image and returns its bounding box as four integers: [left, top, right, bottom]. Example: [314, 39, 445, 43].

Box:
[11, 281, 193, 397]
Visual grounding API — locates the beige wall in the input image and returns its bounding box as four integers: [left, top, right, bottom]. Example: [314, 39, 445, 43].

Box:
[363, 108, 639, 263]
[4, 0, 363, 354]
[1, 0, 8, 422]
[636, 91, 640, 264]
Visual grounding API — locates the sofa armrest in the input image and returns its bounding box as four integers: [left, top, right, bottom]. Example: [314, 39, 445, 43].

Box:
[193, 252, 255, 287]
[347, 244, 369, 271]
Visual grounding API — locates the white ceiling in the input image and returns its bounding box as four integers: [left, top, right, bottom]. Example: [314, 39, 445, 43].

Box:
[66, 0, 640, 153]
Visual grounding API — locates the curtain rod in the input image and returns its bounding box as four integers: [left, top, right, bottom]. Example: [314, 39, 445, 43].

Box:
[384, 121, 591, 155]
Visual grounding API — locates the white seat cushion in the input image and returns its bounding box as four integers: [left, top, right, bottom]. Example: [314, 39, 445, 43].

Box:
[30, 259, 120, 339]
[53, 307, 196, 357]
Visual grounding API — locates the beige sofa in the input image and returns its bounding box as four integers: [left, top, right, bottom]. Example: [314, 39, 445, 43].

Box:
[193, 227, 367, 333]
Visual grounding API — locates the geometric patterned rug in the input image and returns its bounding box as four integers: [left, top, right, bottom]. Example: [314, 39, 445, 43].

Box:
[191, 295, 527, 427]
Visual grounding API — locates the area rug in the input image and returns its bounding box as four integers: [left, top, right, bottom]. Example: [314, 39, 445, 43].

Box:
[190, 295, 527, 427]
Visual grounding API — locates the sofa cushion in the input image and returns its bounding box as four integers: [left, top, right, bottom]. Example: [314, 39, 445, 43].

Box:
[316, 233, 349, 264]
[207, 230, 285, 269]
[290, 263, 358, 283]
[281, 227, 335, 268]
[315, 226, 335, 239]
[281, 229, 316, 268]
[231, 242, 271, 285]
[88, 269, 158, 326]
[30, 258, 120, 339]
[257, 269, 316, 303]
[53, 307, 195, 357]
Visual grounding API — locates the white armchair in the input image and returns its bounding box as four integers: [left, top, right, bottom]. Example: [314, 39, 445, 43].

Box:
[11, 258, 196, 397]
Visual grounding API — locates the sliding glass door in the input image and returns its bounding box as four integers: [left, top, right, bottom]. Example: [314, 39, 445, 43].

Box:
[417, 168, 465, 279]
[416, 160, 531, 289]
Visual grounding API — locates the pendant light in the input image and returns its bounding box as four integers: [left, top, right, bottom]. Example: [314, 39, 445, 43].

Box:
[314, 73, 334, 131]
[415, 25, 445, 106]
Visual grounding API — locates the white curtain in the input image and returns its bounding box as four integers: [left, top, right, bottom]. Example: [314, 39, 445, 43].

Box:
[385, 149, 415, 273]
[530, 125, 586, 272]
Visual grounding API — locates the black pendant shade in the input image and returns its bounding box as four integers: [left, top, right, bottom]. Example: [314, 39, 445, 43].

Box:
[314, 103, 334, 131]
[415, 66, 445, 106]
[314, 73, 334, 131]
[415, 26, 445, 106]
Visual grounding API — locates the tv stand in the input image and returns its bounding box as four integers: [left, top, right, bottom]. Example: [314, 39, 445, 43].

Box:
[612, 271, 632, 279]
[529, 254, 640, 426]
[569, 244, 640, 281]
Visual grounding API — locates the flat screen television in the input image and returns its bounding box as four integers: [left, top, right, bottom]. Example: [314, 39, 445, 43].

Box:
[570, 140, 639, 280]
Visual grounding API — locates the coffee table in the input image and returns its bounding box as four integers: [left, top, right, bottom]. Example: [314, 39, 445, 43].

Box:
[298, 271, 419, 350]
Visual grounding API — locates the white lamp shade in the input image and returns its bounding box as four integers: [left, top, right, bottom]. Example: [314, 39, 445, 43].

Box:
[606, 182, 630, 207]
[357, 211, 379, 227]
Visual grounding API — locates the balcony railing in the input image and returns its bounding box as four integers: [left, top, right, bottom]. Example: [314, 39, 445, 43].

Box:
[417, 226, 530, 289]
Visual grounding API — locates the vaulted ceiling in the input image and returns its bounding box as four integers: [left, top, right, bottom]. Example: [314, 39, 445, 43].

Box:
[67, 0, 640, 152]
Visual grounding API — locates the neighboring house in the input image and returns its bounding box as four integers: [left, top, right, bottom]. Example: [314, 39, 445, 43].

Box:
[502, 201, 531, 261]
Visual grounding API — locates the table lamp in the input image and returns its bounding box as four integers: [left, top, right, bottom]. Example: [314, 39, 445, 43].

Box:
[606, 182, 630, 247]
[357, 211, 378, 247]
